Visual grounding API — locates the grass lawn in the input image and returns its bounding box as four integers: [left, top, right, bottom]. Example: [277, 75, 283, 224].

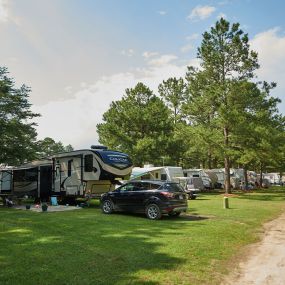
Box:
[0, 188, 285, 285]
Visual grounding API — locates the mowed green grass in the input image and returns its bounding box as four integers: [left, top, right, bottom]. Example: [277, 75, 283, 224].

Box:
[0, 189, 285, 285]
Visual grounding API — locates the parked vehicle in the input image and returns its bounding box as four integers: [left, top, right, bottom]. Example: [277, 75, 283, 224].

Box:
[183, 169, 212, 189]
[206, 169, 225, 188]
[174, 177, 201, 199]
[263, 173, 281, 185]
[131, 166, 183, 181]
[0, 146, 133, 201]
[100, 180, 188, 220]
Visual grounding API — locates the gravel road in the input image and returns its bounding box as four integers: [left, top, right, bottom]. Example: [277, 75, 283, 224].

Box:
[223, 211, 285, 285]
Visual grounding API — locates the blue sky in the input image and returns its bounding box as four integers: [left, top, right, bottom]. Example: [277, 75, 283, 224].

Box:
[1, 0, 285, 148]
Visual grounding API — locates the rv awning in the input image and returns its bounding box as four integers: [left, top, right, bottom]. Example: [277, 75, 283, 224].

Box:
[130, 167, 164, 180]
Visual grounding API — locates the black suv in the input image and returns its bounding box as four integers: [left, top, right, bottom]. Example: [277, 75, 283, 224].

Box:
[100, 180, 188, 220]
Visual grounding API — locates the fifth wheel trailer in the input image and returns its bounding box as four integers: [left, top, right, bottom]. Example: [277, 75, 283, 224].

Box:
[0, 147, 133, 200]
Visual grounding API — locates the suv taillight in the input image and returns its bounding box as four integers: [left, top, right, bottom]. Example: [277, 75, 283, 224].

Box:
[160, 191, 175, 199]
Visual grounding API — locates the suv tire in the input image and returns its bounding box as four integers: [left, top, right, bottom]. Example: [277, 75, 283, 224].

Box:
[145, 203, 162, 220]
[102, 199, 114, 214]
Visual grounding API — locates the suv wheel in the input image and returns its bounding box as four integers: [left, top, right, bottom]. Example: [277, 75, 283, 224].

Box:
[145, 204, 162, 220]
[102, 199, 114, 214]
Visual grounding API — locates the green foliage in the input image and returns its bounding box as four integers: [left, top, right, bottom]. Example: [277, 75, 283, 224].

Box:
[0, 67, 40, 165]
[183, 18, 284, 191]
[96, 18, 285, 175]
[97, 83, 174, 165]
[36, 137, 74, 158]
[158, 77, 186, 124]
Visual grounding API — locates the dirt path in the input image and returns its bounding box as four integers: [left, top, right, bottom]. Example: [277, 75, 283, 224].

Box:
[223, 211, 285, 285]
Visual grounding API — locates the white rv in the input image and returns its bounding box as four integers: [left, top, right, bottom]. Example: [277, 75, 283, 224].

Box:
[0, 159, 52, 199]
[183, 169, 212, 189]
[0, 168, 13, 194]
[263, 173, 281, 184]
[52, 148, 132, 197]
[0, 147, 133, 200]
[206, 169, 225, 188]
[131, 166, 183, 182]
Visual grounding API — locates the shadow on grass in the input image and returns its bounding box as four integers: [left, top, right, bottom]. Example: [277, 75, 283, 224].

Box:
[0, 207, 200, 284]
[236, 192, 285, 202]
[110, 211, 210, 223]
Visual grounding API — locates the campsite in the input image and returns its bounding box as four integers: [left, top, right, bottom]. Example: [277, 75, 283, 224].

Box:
[0, 188, 284, 284]
[1, 1, 285, 284]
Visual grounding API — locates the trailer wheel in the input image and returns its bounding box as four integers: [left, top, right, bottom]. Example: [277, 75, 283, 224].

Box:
[101, 199, 114, 214]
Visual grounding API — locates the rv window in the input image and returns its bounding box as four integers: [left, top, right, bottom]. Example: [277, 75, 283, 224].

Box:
[84, 155, 93, 172]
[161, 174, 167, 181]
[68, 160, 72, 177]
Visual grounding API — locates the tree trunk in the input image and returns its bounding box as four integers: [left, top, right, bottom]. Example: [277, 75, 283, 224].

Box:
[224, 156, 231, 194]
[224, 126, 231, 194]
[208, 150, 212, 169]
[243, 166, 248, 190]
[259, 164, 263, 188]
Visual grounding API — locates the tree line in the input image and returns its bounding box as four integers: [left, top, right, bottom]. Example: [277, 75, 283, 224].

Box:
[0, 67, 73, 166]
[1, 18, 284, 194]
[97, 19, 285, 193]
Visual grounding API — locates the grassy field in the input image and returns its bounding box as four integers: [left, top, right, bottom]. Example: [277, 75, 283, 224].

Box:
[0, 188, 285, 285]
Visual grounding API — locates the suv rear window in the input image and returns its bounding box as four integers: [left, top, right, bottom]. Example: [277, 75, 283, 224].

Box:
[162, 183, 184, 192]
[138, 182, 161, 190]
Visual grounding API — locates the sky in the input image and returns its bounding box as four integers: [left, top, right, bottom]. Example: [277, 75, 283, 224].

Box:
[1, 0, 285, 149]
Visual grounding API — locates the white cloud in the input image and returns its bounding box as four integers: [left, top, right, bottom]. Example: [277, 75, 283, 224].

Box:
[158, 11, 167, 16]
[250, 27, 285, 114]
[33, 56, 195, 148]
[0, 0, 8, 22]
[188, 5, 216, 21]
[186, 33, 199, 41]
[147, 54, 178, 67]
[142, 51, 159, 59]
[180, 44, 194, 53]
[64, 86, 73, 94]
[121, 49, 135, 57]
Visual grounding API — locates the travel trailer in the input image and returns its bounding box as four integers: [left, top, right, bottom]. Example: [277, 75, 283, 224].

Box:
[52, 148, 132, 197]
[183, 169, 212, 189]
[0, 146, 133, 200]
[0, 167, 13, 194]
[131, 166, 183, 182]
[263, 173, 281, 185]
[206, 169, 225, 188]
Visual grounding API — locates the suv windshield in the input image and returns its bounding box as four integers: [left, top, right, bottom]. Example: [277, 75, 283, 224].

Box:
[161, 183, 184, 192]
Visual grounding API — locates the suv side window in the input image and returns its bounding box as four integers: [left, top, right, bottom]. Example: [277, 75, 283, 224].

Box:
[163, 183, 183, 192]
[119, 183, 136, 192]
[133, 182, 146, 191]
[148, 183, 161, 190]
